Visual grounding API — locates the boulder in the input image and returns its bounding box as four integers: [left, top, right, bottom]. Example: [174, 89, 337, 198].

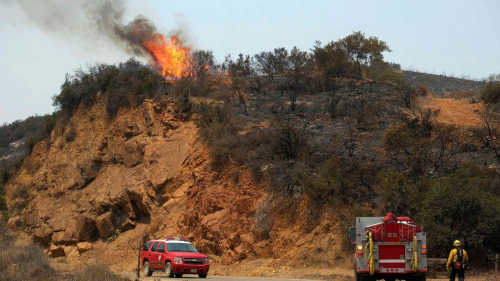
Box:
[7, 216, 23, 229]
[77, 242, 92, 254]
[227, 233, 241, 248]
[118, 139, 143, 168]
[95, 212, 114, 239]
[74, 214, 96, 241]
[119, 218, 137, 232]
[146, 123, 160, 136]
[48, 244, 65, 257]
[33, 224, 53, 245]
[52, 231, 78, 245]
[64, 245, 80, 258]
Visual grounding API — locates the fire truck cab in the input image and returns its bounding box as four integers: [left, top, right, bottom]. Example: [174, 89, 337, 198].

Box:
[351, 213, 427, 281]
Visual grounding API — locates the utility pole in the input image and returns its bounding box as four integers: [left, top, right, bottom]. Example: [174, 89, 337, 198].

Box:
[495, 253, 498, 279]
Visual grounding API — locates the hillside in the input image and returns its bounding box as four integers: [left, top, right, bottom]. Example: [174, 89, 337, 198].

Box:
[4, 70, 499, 276]
[2, 33, 500, 279]
[401, 70, 485, 96]
[4, 94, 350, 274]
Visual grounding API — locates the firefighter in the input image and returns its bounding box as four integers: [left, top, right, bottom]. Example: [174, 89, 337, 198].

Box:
[446, 240, 468, 281]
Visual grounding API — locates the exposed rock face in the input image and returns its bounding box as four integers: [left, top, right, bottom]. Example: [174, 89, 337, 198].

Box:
[74, 215, 96, 241]
[4, 96, 344, 272]
[95, 212, 114, 239]
[33, 223, 53, 245]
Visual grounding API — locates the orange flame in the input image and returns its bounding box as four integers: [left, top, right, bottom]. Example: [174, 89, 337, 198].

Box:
[142, 35, 191, 78]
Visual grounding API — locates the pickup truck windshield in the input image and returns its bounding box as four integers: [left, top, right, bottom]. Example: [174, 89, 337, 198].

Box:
[167, 242, 197, 252]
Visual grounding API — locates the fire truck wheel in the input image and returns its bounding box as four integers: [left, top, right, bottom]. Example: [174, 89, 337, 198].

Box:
[165, 261, 174, 278]
[356, 273, 372, 281]
[143, 261, 153, 277]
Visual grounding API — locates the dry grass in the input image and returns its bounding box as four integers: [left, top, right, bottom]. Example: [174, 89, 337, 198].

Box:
[0, 242, 57, 281]
[73, 264, 129, 281]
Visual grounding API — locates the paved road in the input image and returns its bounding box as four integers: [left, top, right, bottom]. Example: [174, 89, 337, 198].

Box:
[123, 274, 322, 281]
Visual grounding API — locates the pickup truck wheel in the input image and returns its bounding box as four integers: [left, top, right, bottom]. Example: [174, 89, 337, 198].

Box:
[198, 273, 207, 278]
[143, 261, 153, 277]
[174, 274, 183, 278]
[165, 261, 174, 278]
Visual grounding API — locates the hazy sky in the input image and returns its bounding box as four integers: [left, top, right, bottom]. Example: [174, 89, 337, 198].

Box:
[0, 0, 499, 125]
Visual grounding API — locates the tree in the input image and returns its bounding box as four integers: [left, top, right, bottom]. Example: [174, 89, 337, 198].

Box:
[285, 47, 312, 111]
[273, 47, 290, 74]
[385, 108, 460, 176]
[337, 31, 391, 76]
[224, 54, 252, 94]
[253, 51, 275, 80]
[416, 167, 500, 260]
[191, 50, 215, 75]
[311, 40, 353, 81]
[479, 107, 500, 163]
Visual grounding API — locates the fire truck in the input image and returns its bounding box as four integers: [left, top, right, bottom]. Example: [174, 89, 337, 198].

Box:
[351, 213, 427, 281]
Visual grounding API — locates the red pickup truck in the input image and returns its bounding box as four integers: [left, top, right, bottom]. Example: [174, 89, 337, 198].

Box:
[141, 237, 210, 278]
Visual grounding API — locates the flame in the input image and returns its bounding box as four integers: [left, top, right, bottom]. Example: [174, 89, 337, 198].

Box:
[142, 35, 191, 78]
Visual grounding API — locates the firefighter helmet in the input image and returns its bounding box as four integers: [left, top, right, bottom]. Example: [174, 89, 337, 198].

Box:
[453, 240, 461, 246]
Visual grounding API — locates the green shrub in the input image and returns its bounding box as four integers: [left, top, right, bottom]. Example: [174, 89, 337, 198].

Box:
[304, 159, 343, 205]
[415, 167, 500, 262]
[52, 58, 167, 119]
[375, 70, 408, 86]
[480, 81, 500, 105]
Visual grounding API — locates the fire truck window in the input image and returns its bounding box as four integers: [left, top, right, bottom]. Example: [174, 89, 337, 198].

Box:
[151, 242, 159, 252]
[158, 243, 165, 253]
[142, 242, 153, 251]
[388, 233, 392, 237]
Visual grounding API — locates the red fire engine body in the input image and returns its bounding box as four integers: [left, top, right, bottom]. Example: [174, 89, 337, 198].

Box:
[352, 213, 427, 281]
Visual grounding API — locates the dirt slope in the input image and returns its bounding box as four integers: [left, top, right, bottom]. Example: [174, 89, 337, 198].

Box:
[415, 95, 484, 128]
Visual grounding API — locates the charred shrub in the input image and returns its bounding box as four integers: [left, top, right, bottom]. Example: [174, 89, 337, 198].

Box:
[196, 103, 239, 171]
[174, 92, 192, 115]
[0, 183, 6, 211]
[415, 83, 429, 96]
[64, 121, 77, 143]
[254, 199, 274, 240]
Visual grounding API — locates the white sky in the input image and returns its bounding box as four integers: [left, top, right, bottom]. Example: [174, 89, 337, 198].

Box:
[0, 0, 499, 125]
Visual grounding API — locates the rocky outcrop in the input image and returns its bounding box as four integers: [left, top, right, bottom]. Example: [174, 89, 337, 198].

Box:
[4, 96, 345, 272]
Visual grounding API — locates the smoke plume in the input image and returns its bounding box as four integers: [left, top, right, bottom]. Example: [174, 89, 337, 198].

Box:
[0, 0, 187, 59]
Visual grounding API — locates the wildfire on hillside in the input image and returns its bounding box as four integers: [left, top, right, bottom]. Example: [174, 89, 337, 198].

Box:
[119, 16, 193, 80]
[142, 34, 192, 79]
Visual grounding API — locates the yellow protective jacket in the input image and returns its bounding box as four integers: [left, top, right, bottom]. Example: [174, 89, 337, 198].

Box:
[447, 248, 468, 267]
